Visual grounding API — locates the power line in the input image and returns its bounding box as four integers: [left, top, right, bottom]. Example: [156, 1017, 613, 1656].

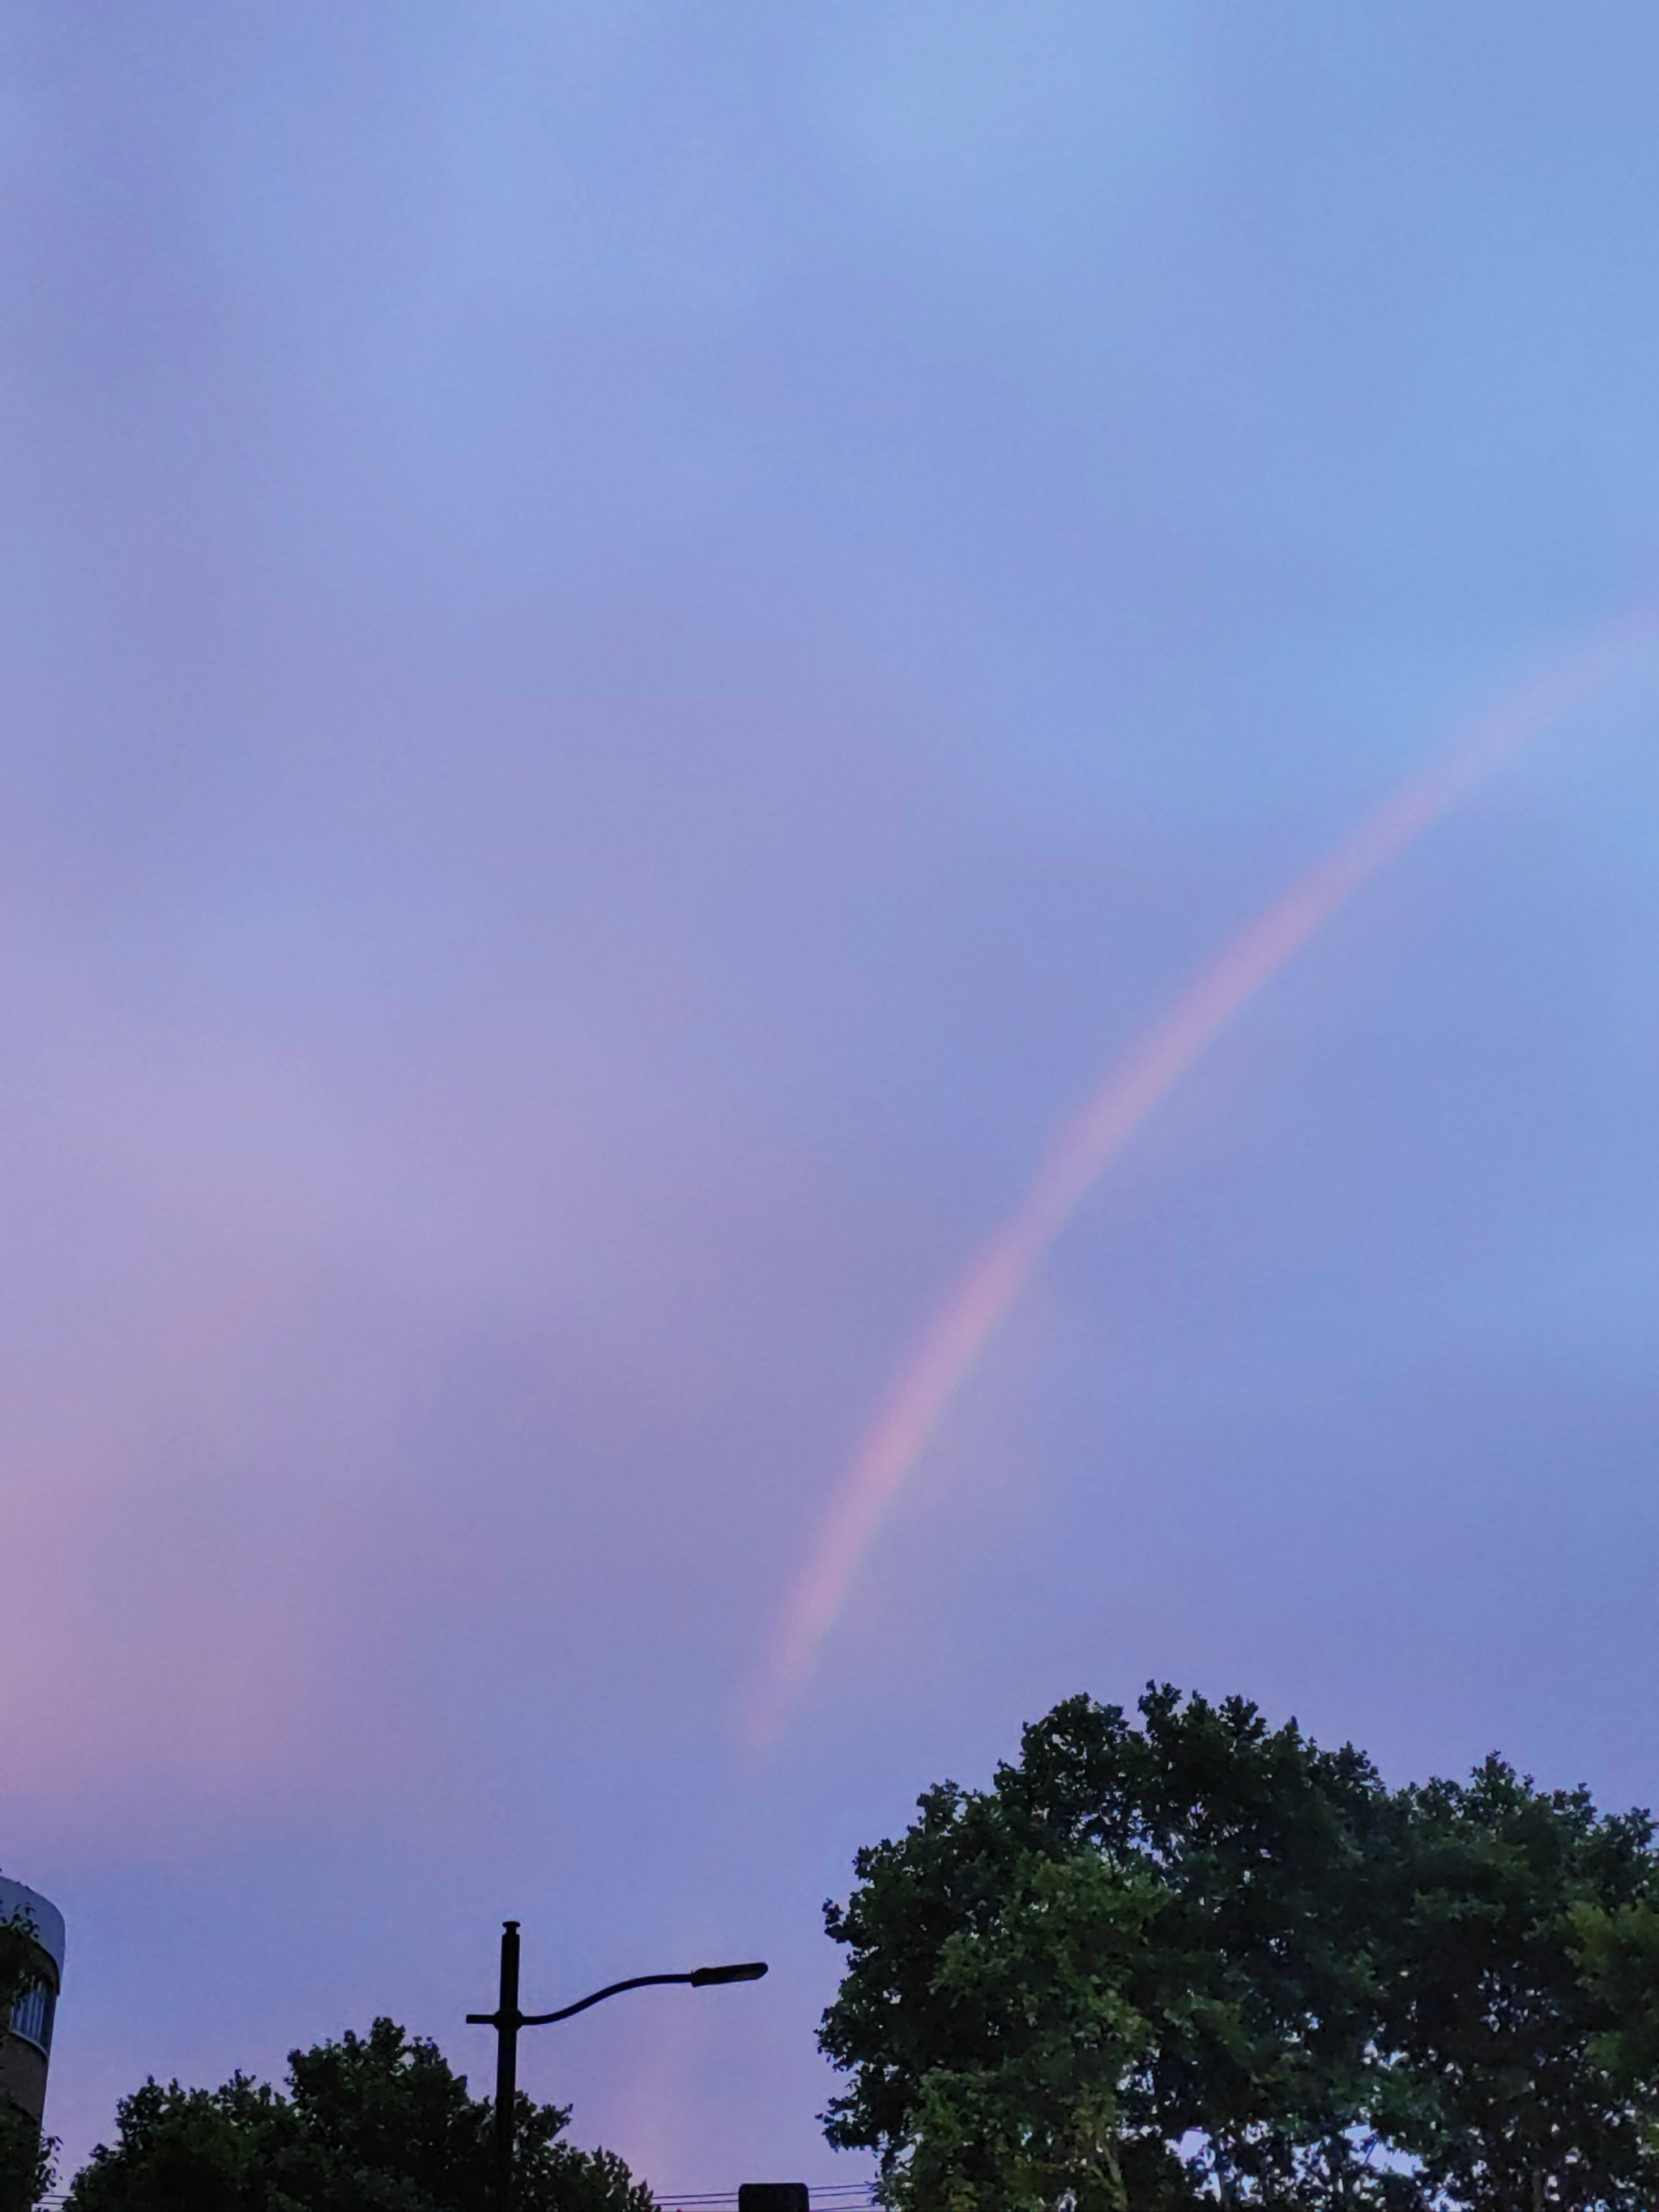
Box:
[656, 2189, 878, 2210]
[42, 2180, 882, 2208]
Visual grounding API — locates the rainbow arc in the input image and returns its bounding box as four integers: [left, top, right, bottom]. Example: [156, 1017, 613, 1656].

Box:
[744, 611, 1657, 1750]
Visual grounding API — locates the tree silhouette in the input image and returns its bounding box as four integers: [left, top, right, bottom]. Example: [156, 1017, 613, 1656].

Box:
[66, 2015, 653, 2212]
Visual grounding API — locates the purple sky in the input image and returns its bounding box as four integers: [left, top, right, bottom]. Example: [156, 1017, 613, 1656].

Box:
[6, 3, 1659, 2197]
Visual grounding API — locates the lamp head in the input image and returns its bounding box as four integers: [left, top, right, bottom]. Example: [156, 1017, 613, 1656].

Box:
[689, 1961, 769, 1987]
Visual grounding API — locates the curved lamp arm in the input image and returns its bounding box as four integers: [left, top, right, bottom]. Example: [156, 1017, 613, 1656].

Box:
[467, 1959, 767, 2030]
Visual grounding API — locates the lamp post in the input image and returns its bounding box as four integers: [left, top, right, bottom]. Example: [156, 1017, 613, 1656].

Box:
[467, 1920, 767, 2212]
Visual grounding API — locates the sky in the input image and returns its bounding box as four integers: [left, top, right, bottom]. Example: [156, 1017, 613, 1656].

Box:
[3, 2, 1659, 2197]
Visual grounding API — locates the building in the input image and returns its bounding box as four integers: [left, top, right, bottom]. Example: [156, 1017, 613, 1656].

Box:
[0, 1877, 65, 2130]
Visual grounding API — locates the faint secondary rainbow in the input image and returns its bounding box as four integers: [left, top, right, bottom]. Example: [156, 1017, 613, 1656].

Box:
[745, 612, 1658, 1750]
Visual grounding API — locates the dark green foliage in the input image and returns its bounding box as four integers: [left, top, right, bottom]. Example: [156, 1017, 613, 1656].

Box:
[1573, 1894, 1659, 2089]
[1379, 1762, 1659, 2212]
[821, 1688, 1659, 2212]
[65, 2016, 653, 2212]
[0, 2100, 53, 2212]
[0, 1900, 57, 2212]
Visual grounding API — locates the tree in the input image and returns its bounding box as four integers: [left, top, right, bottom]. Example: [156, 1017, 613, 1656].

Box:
[821, 1688, 1659, 2212]
[65, 2015, 654, 2212]
[821, 1687, 1397, 2212]
[0, 2102, 51, 2212]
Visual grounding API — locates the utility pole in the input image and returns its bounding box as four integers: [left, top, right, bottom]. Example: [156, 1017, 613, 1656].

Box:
[490, 1920, 521, 2212]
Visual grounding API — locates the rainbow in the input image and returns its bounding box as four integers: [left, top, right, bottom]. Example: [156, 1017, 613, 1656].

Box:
[744, 613, 1657, 1750]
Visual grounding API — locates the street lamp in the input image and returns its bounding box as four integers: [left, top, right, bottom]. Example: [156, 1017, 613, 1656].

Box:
[467, 1920, 768, 2212]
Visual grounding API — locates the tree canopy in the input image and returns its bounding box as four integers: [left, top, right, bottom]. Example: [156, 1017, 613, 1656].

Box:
[64, 2015, 654, 2212]
[821, 1688, 1659, 2212]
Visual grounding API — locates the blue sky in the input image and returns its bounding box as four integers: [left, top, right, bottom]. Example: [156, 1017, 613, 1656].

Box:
[3, 3, 1659, 2194]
